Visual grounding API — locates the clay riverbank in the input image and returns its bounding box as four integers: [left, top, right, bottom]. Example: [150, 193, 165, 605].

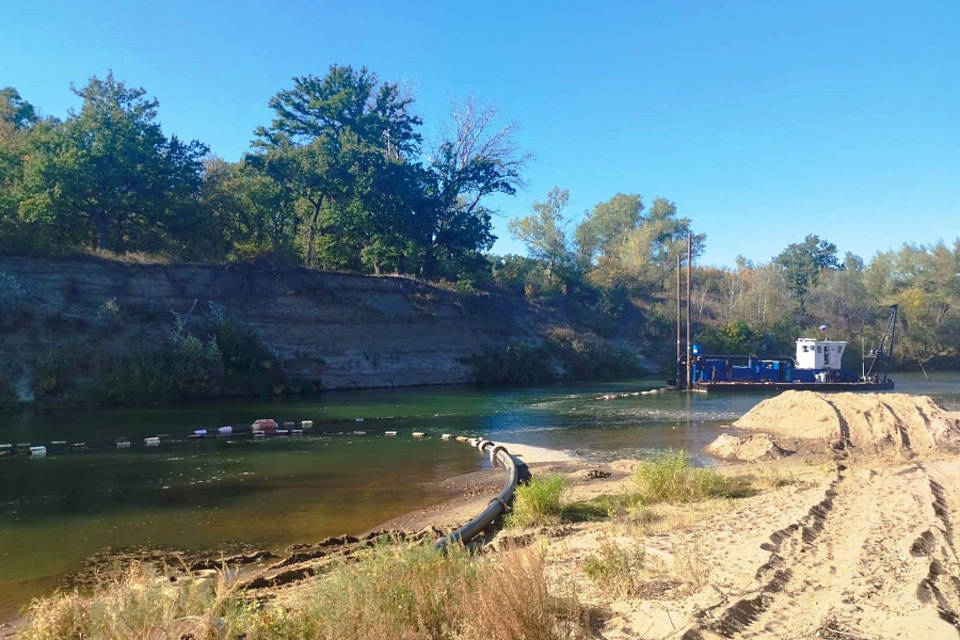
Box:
[0, 254, 652, 408]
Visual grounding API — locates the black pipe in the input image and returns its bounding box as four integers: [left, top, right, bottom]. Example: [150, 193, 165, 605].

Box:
[436, 440, 518, 550]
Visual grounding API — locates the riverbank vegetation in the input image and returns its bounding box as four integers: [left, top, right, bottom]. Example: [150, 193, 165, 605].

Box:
[3, 66, 959, 391]
[19, 542, 584, 640]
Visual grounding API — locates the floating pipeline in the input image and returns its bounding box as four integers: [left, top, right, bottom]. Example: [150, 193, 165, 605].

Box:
[0, 418, 457, 460]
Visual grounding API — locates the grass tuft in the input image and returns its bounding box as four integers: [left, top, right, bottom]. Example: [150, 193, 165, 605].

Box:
[18, 562, 234, 640]
[582, 538, 647, 596]
[630, 451, 752, 504]
[507, 474, 569, 527]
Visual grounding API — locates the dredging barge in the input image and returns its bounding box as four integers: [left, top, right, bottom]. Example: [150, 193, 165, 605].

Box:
[673, 305, 898, 393]
[668, 236, 897, 394]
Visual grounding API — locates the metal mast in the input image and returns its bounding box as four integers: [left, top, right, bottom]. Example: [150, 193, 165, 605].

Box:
[676, 253, 681, 386]
[686, 235, 692, 390]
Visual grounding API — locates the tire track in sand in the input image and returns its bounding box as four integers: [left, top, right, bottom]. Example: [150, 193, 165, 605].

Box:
[912, 462, 960, 630]
[681, 462, 848, 639]
[683, 458, 960, 639]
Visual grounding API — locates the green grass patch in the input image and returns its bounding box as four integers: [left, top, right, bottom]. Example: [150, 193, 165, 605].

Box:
[631, 452, 754, 504]
[507, 474, 570, 527]
[559, 494, 622, 523]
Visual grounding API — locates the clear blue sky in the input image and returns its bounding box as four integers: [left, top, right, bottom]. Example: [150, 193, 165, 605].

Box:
[5, 1, 958, 267]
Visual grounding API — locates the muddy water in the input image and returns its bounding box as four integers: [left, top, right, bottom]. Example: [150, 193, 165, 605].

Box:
[1, 371, 957, 617]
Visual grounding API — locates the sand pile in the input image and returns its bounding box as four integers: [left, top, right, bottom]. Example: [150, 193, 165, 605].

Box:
[733, 391, 960, 452]
[706, 433, 791, 461]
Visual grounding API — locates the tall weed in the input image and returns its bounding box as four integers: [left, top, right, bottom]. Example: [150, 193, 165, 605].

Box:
[507, 474, 570, 527]
[631, 452, 751, 504]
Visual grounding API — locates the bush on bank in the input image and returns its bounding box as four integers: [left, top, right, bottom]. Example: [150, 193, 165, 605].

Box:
[471, 328, 644, 386]
[13, 301, 290, 408]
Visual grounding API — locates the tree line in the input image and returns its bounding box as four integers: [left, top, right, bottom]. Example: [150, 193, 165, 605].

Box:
[2, 67, 958, 372]
[0, 67, 524, 280]
[686, 236, 960, 372]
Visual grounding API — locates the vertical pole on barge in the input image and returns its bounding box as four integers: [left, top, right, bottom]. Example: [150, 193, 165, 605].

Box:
[686, 235, 692, 390]
[676, 253, 682, 387]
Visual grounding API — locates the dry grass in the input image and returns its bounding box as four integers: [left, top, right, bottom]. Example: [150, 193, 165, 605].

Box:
[17, 542, 585, 640]
[673, 539, 711, 592]
[84, 249, 172, 265]
[18, 562, 235, 640]
[581, 536, 647, 597]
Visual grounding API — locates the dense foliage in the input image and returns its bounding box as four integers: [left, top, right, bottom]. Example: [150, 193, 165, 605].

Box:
[2, 67, 958, 376]
[678, 237, 960, 371]
[0, 68, 522, 280]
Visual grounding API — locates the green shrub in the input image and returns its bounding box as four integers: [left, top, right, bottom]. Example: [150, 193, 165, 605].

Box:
[631, 452, 751, 504]
[544, 327, 643, 380]
[471, 342, 554, 386]
[508, 474, 569, 527]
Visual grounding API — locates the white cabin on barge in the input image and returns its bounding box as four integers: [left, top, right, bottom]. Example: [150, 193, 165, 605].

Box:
[796, 338, 846, 371]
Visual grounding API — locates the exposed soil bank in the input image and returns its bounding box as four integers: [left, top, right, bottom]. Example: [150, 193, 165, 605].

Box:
[0, 254, 650, 407]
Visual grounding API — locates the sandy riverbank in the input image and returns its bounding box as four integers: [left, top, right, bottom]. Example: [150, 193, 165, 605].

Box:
[10, 392, 960, 639]
[369, 393, 960, 639]
[519, 392, 960, 639]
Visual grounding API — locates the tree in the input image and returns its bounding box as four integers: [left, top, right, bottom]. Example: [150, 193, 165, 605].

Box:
[587, 196, 704, 292]
[251, 65, 422, 267]
[0, 89, 39, 245]
[0, 88, 38, 132]
[199, 156, 294, 259]
[772, 234, 840, 311]
[419, 99, 527, 278]
[807, 252, 873, 336]
[575, 193, 643, 267]
[509, 186, 576, 277]
[19, 72, 207, 252]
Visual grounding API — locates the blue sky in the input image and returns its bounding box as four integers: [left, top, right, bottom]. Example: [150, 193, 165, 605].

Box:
[4, 1, 958, 266]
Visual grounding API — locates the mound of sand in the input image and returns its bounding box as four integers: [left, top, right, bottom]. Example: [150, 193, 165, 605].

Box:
[706, 433, 792, 461]
[734, 391, 960, 452]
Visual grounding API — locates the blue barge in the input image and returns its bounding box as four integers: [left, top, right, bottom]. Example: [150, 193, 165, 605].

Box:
[677, 306, 898, 393]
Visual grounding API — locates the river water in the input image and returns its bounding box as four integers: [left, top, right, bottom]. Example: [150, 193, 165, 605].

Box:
[1, 372, 958, 616]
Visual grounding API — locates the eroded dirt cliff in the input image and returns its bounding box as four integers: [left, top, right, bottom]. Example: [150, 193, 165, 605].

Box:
[0, 254, 645, 405]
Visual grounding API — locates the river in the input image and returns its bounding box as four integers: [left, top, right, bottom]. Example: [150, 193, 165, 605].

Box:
[1, 372, 958, 617]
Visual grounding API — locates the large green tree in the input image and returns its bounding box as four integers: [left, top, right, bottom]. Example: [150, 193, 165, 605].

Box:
[420, 100, 526, 278]
[0, 89, 36, 243]
[509, 186, 576, 275]
[576, 195, 703, 292]
[575, 193, 643, 267]
[772, 234, 840, 311]
[0, 88, 38, 132]
[250, 65, 421, 267]
[19, 72, 207, 253]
